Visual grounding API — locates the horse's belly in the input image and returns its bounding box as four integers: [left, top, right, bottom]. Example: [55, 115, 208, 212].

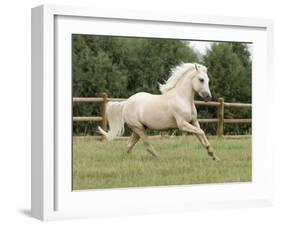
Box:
[141, 105, 177, 130]
[146, 118, 177, 130]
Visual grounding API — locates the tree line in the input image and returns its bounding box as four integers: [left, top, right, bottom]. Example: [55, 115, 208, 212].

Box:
[72, 35, 251, 136]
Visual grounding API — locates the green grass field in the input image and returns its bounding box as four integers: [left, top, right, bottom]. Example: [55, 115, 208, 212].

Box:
[73, 136, 251, 190]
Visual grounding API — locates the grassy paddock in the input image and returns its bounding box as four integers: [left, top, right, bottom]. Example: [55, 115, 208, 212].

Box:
[73, 136, 251, 190]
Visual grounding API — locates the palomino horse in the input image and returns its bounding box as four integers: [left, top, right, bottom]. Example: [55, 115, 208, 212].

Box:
[98, 63, 220, 161]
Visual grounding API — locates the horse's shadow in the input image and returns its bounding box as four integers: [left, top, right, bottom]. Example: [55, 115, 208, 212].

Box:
[18, 209, 32, 218]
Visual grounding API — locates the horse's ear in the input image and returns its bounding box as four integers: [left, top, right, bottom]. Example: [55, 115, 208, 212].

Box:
[194, 63, 199, 71]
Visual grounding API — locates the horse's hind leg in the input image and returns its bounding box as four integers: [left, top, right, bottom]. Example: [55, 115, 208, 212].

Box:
[131, 127, 159, 158]
[127, 132, 140, 154]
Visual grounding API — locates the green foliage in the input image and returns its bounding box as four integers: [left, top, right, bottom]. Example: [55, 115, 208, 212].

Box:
[72, 35, 252, 136]
[200, 43, 252, 135]
[72, 35, 198, 135]
[203, 43, 251, 103]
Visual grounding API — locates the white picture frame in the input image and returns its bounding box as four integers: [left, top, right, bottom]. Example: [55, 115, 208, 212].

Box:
[31, 4, 274, 221]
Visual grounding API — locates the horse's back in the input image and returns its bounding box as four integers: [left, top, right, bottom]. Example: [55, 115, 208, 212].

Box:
[127, 92, 155, 102]
[123, 92, 156, 118]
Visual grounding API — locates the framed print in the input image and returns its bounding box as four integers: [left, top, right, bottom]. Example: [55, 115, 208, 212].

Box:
[31, 4, 274, 221]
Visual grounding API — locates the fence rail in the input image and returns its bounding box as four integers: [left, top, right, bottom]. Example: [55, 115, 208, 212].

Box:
[73, 93, 252, 137]
[73, 116, 103, 122]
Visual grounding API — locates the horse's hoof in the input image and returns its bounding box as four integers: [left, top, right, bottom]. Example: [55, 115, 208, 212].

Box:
[151, 153, 160, 159]
[213, 156, 220, 161]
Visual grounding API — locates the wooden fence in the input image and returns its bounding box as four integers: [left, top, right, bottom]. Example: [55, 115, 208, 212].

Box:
[73, 93, 252, 137]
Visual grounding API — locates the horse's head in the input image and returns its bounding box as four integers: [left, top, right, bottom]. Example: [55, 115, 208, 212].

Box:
[192, 64, 212, 102]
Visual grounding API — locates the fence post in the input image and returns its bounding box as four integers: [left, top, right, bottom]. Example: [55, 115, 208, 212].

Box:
[217, 97, 224, 138]
[100, 92, 108, 131]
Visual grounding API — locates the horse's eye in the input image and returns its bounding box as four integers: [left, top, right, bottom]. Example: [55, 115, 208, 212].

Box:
[199, 78, 204, 83]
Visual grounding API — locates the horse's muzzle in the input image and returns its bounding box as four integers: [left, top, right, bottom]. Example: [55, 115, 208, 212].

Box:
[200, 91, 212, 102]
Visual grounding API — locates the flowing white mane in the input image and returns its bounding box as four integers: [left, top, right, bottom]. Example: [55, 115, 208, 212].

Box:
[159, 63, 206, 94]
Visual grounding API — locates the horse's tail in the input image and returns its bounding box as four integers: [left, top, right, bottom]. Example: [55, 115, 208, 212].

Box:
[98, 101, 126, 141]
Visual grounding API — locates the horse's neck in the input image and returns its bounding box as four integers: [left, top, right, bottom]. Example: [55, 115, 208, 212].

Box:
[174, 73, 195, 104]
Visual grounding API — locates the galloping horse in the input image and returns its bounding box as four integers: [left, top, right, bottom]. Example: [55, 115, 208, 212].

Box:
[98, 63, 220, 161]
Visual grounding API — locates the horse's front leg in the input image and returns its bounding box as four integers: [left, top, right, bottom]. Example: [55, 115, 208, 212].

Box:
[192, 120, 220, 161]
[176, 118, 205, 135]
